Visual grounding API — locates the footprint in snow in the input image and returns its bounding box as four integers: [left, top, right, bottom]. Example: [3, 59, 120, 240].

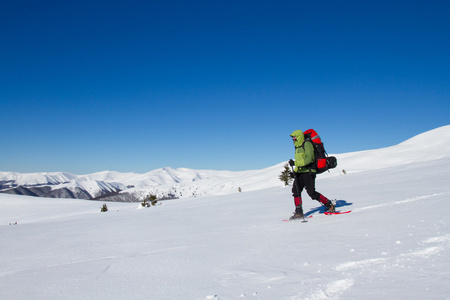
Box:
[306, 278, 355, 300]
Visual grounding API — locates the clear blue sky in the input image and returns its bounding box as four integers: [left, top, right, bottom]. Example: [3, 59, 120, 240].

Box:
[1, 0, 449, 174]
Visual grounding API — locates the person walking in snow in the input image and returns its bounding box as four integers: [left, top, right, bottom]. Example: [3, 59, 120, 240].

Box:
[289, 130, 335, 220]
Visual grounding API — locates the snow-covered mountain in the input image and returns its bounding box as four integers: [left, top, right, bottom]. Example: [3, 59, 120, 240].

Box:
[1, 125, 449, 299]
[0, 171, 126, 200]
[1, 125, 450, 202]
[332, 124, 450, 174]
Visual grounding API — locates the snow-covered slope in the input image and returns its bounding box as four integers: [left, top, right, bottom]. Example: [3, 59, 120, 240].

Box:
[1, 126, 449, 299]
[332, 125, 450, 174]
[1, 125, 450, 201]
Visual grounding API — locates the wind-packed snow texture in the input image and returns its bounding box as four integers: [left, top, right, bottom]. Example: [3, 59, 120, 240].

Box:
[1, 125, 449, 299]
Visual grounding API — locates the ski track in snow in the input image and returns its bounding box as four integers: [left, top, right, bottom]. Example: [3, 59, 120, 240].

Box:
[351, 192, 446, 213]
[209, 231, 450, 300]
[318, 234, 449, 300]
[334, 258, 387, 271]
[287, 196, 450, 300]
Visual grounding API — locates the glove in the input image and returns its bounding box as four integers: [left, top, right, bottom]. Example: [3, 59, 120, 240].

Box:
[290, 172, 295, 178]
[289, 159, 295, 167]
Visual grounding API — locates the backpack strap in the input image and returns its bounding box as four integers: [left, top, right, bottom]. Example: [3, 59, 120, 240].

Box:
[295, 140, 315, 172]
[295, 140, 307, 150]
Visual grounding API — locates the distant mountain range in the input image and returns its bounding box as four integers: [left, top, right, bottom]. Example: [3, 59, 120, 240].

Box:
[1, 125, 449, 202]
[0, 165, 286, 202]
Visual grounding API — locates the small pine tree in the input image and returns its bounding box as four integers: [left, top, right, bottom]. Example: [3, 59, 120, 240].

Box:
[279, 163, 293, 186]
[100, 203, 108, 212]
[238, 187, 242, 193]
[149, 194, 158, 206]
[141, 198, 150, 207]
[143, 194, 158, 207]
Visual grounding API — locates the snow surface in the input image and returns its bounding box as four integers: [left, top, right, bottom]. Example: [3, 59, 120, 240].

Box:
[1, 125, 450, 299]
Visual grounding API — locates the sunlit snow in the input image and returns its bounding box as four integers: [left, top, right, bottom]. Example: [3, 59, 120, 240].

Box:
[1, 125, 449, 299]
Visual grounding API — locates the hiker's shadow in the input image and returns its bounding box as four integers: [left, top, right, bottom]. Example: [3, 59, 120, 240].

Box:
[304, 200, 353, 217]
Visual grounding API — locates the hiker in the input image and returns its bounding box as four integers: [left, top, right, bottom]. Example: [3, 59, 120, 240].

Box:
[289, 130, 335, 220]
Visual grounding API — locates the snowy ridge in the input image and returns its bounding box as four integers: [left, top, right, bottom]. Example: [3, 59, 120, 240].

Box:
[330, 124, 450, 175]
[0, 172, 77, 186]
[0, 163, 285, 200]
[0, 172, 126, 200]
[1, 125, 450, 200]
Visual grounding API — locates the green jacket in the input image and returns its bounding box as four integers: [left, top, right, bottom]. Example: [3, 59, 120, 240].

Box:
[290, 130, 316, 173]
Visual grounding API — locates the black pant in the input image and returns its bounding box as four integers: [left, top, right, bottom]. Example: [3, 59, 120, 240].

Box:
[292, 172, 321, 200]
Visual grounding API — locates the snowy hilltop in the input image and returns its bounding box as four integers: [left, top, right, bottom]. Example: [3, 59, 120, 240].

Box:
[1, 125, 450, 299]
[0, 165, 285, 201]
[2, 125, 450, 203]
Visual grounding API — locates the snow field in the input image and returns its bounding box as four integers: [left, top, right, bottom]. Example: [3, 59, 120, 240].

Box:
[1, 126, 450, 299]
